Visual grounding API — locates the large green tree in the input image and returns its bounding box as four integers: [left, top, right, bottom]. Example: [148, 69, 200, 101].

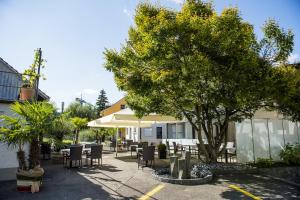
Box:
[104, 1, 294, 162]
[96, 89, 109, 116]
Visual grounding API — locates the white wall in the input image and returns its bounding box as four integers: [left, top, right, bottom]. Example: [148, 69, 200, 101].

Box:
[0, 103, 30, 180]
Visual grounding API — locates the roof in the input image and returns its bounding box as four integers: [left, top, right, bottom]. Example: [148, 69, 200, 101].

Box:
[0, 57, 50, 102]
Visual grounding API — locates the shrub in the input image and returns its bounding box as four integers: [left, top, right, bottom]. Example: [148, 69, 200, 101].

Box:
[157, 143, 166, 151]
[256, 158, 273, 168]
[280, 143, 300, 165]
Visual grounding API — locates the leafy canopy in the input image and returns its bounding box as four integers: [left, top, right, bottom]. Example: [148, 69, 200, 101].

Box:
[104, 0, 294, 162]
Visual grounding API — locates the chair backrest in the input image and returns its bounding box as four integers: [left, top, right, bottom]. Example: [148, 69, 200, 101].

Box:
[70, 145, 83, 160]
[91, 144, 103, 159]
[142, 142, 148, 148]
[85, 143, 94, 148]
[126, 140, 133, 147]
[143, 146, 155, 161]
[110, 141, 116, 147]
[172, 142, 177, 147]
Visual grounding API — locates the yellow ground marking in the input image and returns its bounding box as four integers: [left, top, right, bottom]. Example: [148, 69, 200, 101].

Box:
[138, 184, 165, 200]
[229, 184, 262, 200]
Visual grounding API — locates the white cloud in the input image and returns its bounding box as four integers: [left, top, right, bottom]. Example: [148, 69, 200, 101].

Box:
[288, 53, 300, 63]
[168, 0, 185, 4]
[123, 8, 131, 17]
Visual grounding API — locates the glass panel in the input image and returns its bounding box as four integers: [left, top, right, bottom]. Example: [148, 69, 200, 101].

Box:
[176, 123, 185, 139]
[268, 119, 285, 161]
[252, 119, 269, 159]
[167, 124, 176, 139]
[144, 128, 152, 137]
[156, 127, 162, 139]
[284, 120, 299, 145]
[235, 119, 254, 163]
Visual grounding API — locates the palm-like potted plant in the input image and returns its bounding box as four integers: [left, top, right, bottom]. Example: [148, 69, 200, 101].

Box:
[0, 115, 31, 170]
[70, 117, 88, 144]
[0, 101, 55, 192]
[20, 49, 46, 101]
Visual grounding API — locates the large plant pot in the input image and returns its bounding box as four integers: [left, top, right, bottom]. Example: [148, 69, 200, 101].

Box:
[20, 87, 35, 101]
[158, 150, 167, 159]
[16, 167, 44, 193]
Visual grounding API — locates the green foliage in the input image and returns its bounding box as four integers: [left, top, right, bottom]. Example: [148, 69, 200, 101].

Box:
[104, 0, 294, 162]
[80, 127, 115, 143]
[22, 48, 46, 88]
[256, 158, 273, 168]
[50, 113, 74, 140]
[65, 101, 97, 120]
[11, 101, 56, 137]
[0, 101, 55, 169]
[70, 117, 88, 144]
[157, 143, 166, 151]
[280, 143, 300, 165]
[70, 117, 88, 130]
[96, 89, 109, 116]
[271, 65, 300, 121]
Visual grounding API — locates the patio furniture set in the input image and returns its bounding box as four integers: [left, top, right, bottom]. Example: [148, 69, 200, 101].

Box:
[61, 144, 103, 168]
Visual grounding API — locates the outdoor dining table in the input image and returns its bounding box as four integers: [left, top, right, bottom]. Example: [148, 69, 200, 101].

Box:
[60, 148, 91, 166]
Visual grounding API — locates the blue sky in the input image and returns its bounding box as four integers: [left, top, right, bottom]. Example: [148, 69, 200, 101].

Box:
[0, 0, 299, 108]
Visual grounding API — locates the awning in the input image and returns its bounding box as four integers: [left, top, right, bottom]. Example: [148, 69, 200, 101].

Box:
[87, 108, 181, 128]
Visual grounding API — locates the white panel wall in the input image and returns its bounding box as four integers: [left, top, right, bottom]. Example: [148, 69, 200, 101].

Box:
[236, 119, 254, 163]
[268, 119, 285, 160]
[252, 119, 270, 159]
[236, 118, 300, 163]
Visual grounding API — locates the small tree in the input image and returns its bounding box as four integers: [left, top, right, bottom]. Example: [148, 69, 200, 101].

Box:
[70, 117, 88, 144]
[104, 0, 294, 162]
[65, 101, 97, 120]
[96, 89, 109, 116]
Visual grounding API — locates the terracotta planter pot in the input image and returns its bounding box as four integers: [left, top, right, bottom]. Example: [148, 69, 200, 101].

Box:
[20, 87, 35, 101]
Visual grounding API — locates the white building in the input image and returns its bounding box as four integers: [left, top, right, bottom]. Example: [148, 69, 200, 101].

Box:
[125, 109, 300, 163]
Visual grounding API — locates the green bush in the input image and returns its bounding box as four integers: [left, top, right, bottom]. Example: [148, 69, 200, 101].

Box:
[79, 129, 95, 142]
[256, 158, 273, 168]
[280, 143, 300, 165]
[157, 143, 166, 151]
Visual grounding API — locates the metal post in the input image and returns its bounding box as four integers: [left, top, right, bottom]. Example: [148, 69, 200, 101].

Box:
[297, 122, 300, 143]
[115, 127, 118, 157]
[35, 48, 42, 101]
[282, 119, 286, 146]
[266, 119, 272, 159]
[250, 119, 256, 163]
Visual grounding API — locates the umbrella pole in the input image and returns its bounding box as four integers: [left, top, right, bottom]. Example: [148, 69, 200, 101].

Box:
[116, 127, 118, 157]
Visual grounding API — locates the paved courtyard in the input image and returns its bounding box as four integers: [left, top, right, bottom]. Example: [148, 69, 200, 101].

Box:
[0, 151, 299, 200]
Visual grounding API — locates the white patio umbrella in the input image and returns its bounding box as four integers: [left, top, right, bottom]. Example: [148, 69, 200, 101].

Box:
[87, 108, 181, 157]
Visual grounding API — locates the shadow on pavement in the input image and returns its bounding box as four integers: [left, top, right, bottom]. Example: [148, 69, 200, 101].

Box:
[213, 173, 300, 200]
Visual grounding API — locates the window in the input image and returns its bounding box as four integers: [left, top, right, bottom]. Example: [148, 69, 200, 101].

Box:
[156, 127, 162, 139]
[143, 128, 152, 137]
[177, 123, 185, 139]
[167, 124, 176, 139]
[167, 123, 185, 139]
[120, 104, 126, 109]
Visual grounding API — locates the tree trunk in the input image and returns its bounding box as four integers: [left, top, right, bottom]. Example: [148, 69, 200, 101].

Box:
[29, 137, 40, 169]
[75, 130, 79, 144]
[17, 150, 27, 170]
